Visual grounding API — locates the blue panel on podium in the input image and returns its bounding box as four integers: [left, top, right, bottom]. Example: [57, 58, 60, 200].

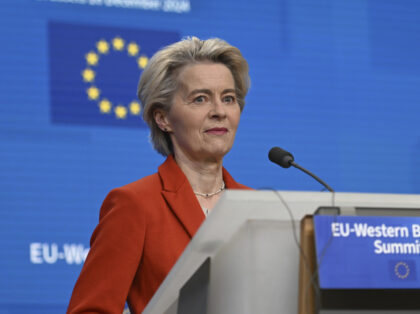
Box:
[314, 215, 420, 289]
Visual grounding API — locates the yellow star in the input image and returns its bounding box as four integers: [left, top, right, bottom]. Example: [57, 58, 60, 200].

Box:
[85, 51, 99, 66]
[129, 101, 141, 115]
[81, 68, 95, 82]
[96, 40, 109, 54]
[138, 56, 148, 69]
[127, 42, 139, 56]
[99, 99, 112, 113]
[112, 37, 125, 51]
[87, 86, 100, 100]
[114, 105, 127, 119]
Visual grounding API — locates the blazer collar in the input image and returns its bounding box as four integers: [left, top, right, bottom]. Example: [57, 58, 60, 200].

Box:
[159, 156, 204, 238]
[158, 155, 244, 238]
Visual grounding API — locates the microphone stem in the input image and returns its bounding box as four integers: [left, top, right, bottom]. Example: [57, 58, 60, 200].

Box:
[290, 161, 335, 192]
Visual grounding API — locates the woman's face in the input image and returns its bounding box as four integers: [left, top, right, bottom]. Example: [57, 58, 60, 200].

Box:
[157, 62, 241, 162]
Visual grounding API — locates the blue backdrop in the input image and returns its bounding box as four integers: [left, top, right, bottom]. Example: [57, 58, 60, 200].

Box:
[1, 0, 420, 312]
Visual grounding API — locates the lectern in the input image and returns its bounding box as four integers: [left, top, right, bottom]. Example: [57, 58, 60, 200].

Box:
[142, 191, 420, 314]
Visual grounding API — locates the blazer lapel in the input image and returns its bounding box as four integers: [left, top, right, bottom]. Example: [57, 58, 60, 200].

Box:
[159, 156, 205, 238]
[158, 156, 251, 238]
[222, 167, 248, 189]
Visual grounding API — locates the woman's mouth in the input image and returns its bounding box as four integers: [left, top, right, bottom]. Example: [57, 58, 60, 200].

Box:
[205, 127, 228, 135]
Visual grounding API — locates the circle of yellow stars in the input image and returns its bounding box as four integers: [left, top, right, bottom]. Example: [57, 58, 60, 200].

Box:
[81, 36, 148, 119]
[394, 261, 410, 279]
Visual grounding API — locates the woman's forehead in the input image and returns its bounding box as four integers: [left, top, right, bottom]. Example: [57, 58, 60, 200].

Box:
[176, 62, 235, 92]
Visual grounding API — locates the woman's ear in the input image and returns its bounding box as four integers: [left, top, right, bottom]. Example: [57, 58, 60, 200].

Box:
[153, 109, 172, 132]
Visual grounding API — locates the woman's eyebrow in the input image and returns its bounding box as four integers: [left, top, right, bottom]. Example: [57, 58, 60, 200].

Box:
[189, 89, 212, 96]
[221, 88, 236, 95]
[188, 88, 236, 96]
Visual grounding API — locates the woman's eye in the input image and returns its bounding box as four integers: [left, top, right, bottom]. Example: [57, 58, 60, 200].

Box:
[194, 96, 206, 103]
[223, 95, 236, 103]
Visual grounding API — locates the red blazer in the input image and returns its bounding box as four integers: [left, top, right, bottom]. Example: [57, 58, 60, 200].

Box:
[67, 155, 250, 314]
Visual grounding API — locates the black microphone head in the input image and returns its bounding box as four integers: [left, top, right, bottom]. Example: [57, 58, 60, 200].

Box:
[268, 146, 294, 168]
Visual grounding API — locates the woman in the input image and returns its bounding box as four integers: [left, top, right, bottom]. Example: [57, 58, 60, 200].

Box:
[67, 37, 251, 313]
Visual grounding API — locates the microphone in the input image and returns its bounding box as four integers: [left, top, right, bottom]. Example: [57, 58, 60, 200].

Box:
[268, 146, 334, 192]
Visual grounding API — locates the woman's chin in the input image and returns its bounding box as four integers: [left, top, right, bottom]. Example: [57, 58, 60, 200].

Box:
[202, 146, 232, 161]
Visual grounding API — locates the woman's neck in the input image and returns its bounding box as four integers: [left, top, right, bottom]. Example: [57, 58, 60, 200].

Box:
[174, 152, 224, 194]
[173, 151, 225, 214]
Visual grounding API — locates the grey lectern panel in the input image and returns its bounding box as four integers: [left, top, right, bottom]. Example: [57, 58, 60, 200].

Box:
[177, 257, 210, 314]
[143, 191, 420, 314]
[208, 220, 300, 314]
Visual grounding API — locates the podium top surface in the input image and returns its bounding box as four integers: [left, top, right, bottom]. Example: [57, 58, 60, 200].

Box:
[143, 190, 420, 314]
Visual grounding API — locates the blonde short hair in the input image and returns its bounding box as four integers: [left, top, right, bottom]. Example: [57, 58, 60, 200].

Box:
[137, 37, 250, 156]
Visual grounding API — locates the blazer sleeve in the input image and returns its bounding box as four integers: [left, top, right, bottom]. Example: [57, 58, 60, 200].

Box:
[67, 187, 146, 314]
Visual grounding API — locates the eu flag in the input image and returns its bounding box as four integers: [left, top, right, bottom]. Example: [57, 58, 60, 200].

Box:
[49, 21, 180, 128]
[389, 260, 417, 282]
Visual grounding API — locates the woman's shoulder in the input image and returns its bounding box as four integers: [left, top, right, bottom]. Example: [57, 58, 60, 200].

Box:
[119, 172, 163, 195]
[97, 172, 163, 220]
[101, 173, 163, 208]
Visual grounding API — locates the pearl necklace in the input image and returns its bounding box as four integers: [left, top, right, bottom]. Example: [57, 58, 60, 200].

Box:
[193, 182, 225, 198]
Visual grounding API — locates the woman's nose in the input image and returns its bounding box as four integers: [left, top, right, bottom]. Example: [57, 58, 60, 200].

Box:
[209, 98, 227, 118]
